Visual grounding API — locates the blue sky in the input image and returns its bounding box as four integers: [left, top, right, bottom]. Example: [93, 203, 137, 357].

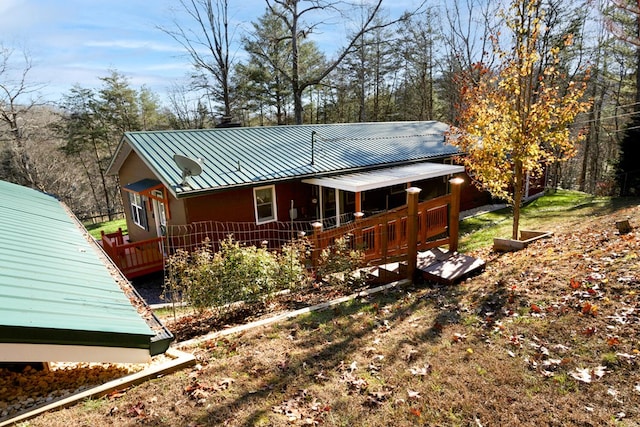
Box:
[0, 0, 419, 104]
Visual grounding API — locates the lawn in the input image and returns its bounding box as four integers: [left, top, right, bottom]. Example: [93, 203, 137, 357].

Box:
[83, 218, 127, 240]
[458, 189, 604, 251]
[20, 191, 640, 426]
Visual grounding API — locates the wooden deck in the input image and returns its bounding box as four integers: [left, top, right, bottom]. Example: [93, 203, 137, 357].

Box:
[99, 181, 474, 282]
[100, 229, 164, 279]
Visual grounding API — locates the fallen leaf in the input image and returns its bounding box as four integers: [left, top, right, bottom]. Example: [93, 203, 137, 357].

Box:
[107, 389, 128, 400]
[216, 377, 235, 391]
[581, 302, 598, 316]
[570, 278, 581, 289]
[405, 349, 419, 361]
[452, 333, 467, 343]
[125, 402, 145, 418]
[366, 390, 391, 407]
[570, 366, 606, 383]
[409, 407, 421, 417]
[407, 390, 421, 400]
[409, 365, 432, 376]
[314, 371, 329, 381]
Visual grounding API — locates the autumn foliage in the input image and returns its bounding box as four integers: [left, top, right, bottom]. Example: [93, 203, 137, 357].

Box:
[450, 0, 592, 239]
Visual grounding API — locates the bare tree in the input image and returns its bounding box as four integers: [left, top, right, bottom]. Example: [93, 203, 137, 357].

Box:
[260, 0, 418, 124]
[0, 44, 48, 189]
[606, 0, 640, 194]
[161, 0, 235, 119]
[607, 0, 640, 105]
[166, 82, 212, 129]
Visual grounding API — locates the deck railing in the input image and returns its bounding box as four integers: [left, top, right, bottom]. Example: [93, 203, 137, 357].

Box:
[100, 229, 164, 279]
[310, 194, 452, 266]
[101, 180, 463, 281]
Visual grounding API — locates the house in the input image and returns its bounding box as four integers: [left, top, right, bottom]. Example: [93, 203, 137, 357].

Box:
[104, 121, 501, 278]
[108, 121, 488, 235]
[0, 180, 172, 363]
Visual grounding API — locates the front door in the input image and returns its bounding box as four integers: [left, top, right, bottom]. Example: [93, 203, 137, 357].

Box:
[152, 190, 167, 237]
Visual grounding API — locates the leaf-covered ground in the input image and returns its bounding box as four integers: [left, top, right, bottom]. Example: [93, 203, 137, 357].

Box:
[20, 197, 640, 426]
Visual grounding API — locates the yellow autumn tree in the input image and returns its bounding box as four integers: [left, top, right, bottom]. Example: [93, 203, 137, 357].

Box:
[450, 0, 592, 240]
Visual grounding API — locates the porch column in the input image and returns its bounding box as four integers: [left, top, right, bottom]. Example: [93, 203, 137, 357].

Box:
[318, 185, 324, 223]
[335, 189, 341, 227]
[355, 192, 362, 213]
[406, 187, 421, 284]
[449, 177, 465, 252]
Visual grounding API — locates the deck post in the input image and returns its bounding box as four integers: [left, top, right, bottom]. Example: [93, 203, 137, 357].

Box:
[449, 177, 465, 252]
[406, 187, 421, 283]
[311, 222, 323, 271]
[354, 212, 364, 250]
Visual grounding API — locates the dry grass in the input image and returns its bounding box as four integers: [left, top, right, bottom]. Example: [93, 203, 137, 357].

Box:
[20, 195, 640, 427]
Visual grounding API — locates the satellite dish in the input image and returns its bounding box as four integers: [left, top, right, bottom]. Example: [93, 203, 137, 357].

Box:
[173, 154, 203, 186]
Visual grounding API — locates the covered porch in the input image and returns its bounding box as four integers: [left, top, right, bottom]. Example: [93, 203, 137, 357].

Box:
[302, 162, 465, 228]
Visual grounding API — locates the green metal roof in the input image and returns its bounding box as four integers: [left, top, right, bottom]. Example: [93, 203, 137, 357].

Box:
[110, 121, 459, 198]
[0, 180, 155, 357]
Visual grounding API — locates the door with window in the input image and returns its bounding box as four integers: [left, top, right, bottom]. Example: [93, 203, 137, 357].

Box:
[152, 190, 167, 237]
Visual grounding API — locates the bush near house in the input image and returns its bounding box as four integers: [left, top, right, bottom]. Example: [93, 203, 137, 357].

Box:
[164, 235, 365, 317]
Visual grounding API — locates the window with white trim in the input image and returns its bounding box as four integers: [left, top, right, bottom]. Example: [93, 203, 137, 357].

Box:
[129, 192, 148, 230]
[253, 185, 277, 224]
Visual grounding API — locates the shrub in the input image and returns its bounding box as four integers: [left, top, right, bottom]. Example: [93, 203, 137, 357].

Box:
[315, 235, 367, 291]
[277, 238, 313, 292]
[163, 236, 312, 314]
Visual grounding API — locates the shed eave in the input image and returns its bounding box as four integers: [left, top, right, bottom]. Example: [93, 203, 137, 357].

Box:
[0, 343, 151, 364]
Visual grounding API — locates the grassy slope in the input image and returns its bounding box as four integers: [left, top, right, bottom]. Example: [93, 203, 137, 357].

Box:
[459, 190, 604, 251]
[83, 218, 128, 240]
[26, 191, 640, 426]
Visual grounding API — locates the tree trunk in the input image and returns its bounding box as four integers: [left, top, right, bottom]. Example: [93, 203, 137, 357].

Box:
[512, 160, 524, 240]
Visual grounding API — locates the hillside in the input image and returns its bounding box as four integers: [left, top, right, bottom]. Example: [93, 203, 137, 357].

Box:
[19, 194, 640, 426]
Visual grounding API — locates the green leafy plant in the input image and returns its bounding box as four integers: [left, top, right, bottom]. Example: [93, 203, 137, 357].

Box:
[163, 236, 312, 315]
[316, 235, 367, 291]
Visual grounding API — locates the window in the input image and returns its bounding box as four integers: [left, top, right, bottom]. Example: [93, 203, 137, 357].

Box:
[253, 185, 277, 224]
[129, 192, 148, 230]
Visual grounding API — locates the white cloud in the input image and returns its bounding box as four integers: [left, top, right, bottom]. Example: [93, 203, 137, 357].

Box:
[84, 39, 183, 53]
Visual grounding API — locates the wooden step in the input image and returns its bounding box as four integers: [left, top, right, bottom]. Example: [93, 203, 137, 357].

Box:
[417, 248, 485, 285]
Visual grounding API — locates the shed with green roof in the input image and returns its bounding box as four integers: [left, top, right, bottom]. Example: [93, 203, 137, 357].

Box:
[0, 180, 172, 363]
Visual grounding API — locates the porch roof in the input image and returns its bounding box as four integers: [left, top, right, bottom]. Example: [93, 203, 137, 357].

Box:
[0, 180, 159, 363]
[302, 162, 465, 192]
[123, 178, 163, 195]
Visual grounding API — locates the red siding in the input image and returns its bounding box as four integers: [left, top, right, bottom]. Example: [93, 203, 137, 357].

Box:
[184, 181, 315, 224]
[459, 173, 492, 212]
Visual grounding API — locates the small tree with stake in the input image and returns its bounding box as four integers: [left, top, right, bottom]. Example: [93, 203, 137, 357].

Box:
[449, 0, 591, 241]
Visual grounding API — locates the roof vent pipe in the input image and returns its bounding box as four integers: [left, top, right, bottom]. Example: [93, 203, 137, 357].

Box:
[311, 131, 316, 165]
